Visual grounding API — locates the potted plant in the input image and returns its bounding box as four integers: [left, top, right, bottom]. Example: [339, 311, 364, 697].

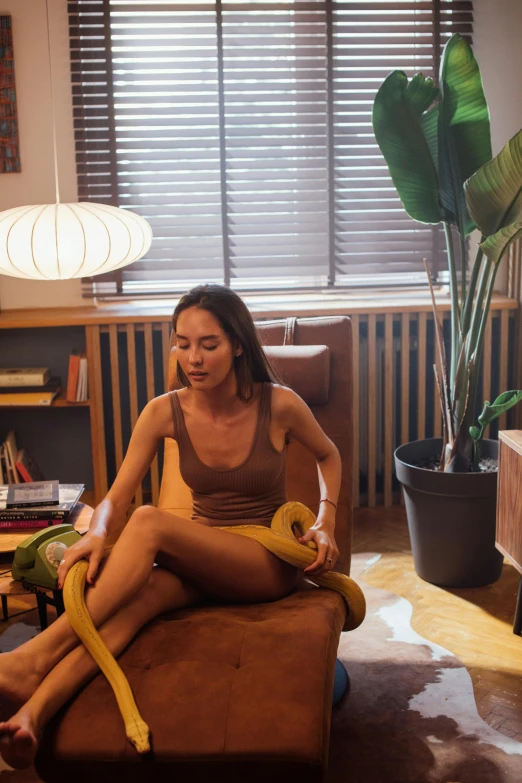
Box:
[372, 33, 522, 587]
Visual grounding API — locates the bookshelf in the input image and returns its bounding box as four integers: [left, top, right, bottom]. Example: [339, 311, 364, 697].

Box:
[0, 325, 94, 500]
[0, 311, 176, 508]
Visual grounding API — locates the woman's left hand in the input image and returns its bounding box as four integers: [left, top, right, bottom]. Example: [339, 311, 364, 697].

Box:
[297, 524, 339, 577]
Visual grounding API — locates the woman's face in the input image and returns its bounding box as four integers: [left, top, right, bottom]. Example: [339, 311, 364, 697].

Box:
[175, 306, 241, 389]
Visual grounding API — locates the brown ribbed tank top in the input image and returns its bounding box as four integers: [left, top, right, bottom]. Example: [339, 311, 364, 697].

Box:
[169, 382, 287, 527]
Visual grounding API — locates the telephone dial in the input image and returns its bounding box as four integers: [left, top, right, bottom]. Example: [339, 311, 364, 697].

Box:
[12, 524, 81, 590]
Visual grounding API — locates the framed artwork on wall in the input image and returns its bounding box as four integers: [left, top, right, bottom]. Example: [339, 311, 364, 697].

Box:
[0, 15, 20, 173]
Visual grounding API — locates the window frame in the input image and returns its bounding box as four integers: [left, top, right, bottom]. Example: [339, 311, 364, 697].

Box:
[67, 0, 473, 299]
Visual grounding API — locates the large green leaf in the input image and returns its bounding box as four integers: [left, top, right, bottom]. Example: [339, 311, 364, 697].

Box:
[421, 105, 439, 171]
[405, 76, 440, 173]
[406, 73, 439, 115]
[373, 71, 441, 224]
[465, 128, 522, 236]
[477, 391, 522, 429]
[438, 34, 492, 236]
[470, 391, 522, 453]
[480, 219, 522, 265]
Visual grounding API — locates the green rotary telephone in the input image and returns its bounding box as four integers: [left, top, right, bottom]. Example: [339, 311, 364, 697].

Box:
[11, 524, 82, 590]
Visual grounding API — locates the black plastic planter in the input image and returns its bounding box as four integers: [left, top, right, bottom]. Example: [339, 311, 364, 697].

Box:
[394, 438, 503, 588]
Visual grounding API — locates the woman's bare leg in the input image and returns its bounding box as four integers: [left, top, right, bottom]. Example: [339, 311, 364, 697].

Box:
[1, 505, 299, 708]
[0, 566, 203, 770]
[2, 507, 298, 686]
[0, 508, 197, 701]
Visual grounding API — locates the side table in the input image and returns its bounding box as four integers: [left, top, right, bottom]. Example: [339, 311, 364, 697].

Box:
[497, 431, 522, 635]
[0, 502, 94, 630]
[0, 580, 64, 630]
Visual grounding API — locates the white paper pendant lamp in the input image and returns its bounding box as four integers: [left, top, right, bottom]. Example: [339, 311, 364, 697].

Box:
[0, 203, 153, 280]
[0, 0, 153, 282]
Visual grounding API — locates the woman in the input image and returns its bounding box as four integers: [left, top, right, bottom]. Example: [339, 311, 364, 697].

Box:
[0, 283, 341, 770]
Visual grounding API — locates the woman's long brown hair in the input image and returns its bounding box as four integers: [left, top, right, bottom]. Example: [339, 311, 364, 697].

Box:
[172, 284, 284, 401]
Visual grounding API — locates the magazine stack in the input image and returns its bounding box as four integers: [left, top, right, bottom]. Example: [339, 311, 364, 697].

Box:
[0, 482, 85, 530]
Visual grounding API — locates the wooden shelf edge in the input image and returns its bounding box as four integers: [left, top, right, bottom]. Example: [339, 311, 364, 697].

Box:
[0, 292, 517, 329]
[0, 394, 90, 409]
[52, 394, 90, 407]
[499, 430, 522, 458]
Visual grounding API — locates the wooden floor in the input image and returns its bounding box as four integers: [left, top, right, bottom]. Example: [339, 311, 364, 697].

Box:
[354, 505, 522, 742]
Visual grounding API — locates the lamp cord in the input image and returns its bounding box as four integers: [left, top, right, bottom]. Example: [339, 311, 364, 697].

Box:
[44, 0, 60, 204]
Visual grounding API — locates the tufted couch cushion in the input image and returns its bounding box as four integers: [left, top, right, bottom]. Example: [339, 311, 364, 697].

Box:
[169, 344, 330, 405]
[36, 585, 346, 783]
[263, 345, 330, 405]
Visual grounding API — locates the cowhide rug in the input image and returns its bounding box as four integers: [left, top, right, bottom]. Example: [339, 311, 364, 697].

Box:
[1, 554, 521, 782]
[328, 553, 522, 783]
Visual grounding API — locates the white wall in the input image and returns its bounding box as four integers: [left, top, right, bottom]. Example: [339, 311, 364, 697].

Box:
[0, 0, 521, 309]
[0, 0, 83, 310]
[471, 0, 522, 290]
[473, 0, 522, 155]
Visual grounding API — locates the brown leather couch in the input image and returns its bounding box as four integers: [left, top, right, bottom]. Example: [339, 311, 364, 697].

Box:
[36, 315, 354, 783]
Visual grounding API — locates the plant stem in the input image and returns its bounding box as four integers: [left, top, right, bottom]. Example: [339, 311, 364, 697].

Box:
[454, 257, 493, 445]
[460, 231, 467, 303]
[461, 245, 484, 336]
[444, 222, 460, 393]
[459, 260, 499, 462]
[424, 258, 454, 446]
[466, 255, 491, 367]
[473, 260, 499, 376]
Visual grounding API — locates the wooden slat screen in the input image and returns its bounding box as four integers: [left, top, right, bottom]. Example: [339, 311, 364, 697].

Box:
[68, 0, 473, 297]
[354, 307, 514, 508]
[85, 305, 513, 508]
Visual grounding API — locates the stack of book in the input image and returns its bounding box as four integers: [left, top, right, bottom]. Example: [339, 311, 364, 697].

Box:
[66, 352, 89, 402]
[0, 430, 45, 484]
[0, 481, 85, 530]
[0, 367, 61, 406]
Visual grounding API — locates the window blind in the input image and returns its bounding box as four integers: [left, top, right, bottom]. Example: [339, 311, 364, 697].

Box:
[68, 0, 473, 297]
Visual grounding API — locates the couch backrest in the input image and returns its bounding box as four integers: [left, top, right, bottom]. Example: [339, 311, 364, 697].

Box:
[158, 315, 353, 575]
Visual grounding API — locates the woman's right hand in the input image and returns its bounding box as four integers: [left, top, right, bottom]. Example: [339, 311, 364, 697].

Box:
[56, 529, 107, 589]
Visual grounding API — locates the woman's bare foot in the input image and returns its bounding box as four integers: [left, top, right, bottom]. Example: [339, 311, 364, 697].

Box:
[0, 711, 39, 770]
[0, 652, 42, 720]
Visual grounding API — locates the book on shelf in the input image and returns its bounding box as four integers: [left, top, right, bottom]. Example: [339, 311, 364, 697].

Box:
[1, 445, 8, 484]
[0, 376, 61, 395]
[0, 431, 45, 486]
[15, 448, 45, 483]
[0, 367, 50, 387]
[0, 443, 10, 485]
[6, 480, 59, 508]
[0, 483, 84, 523]
[66, 352, 88, 402]
[77, 355, 88, 401]
[4, 430, 20, 483]
[0, 386, 61, 406]
[66, 352, 80, 401]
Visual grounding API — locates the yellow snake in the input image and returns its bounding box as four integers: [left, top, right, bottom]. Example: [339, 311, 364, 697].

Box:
[62, 559, 151, 753]
[63, 500, 366, 755]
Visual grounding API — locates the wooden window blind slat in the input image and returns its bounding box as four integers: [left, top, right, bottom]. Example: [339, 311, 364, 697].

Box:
[68, 0, 473, 297]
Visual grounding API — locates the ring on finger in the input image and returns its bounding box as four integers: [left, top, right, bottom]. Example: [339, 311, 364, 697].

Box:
[326, 557, 333, 566]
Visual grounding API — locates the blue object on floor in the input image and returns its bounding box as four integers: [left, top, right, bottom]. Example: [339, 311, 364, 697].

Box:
[332, 658, 349, 707]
